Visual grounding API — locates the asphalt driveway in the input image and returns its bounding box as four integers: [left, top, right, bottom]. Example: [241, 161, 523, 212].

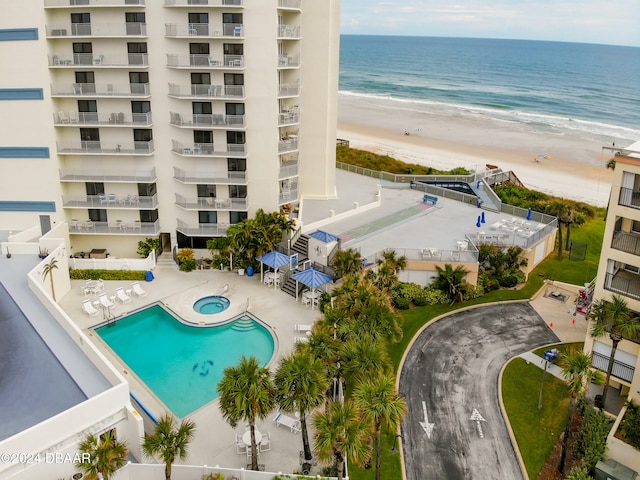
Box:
[399, 302, 559, 480]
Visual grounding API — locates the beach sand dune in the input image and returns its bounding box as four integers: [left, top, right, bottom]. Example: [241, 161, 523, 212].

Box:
[337, 95, 614, 207]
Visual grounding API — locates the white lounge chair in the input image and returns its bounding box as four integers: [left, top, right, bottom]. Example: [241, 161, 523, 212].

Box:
[82, 299, 99, 317]
[99, 293, 115, 309]
[273, 412, 301, 433]
[115, 287, 132, 304]
[132, 281, 147, 298]
[295, 324, 312, 333]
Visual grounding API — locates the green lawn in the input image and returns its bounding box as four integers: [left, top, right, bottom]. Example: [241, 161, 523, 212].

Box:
[502, 358, 570, 479]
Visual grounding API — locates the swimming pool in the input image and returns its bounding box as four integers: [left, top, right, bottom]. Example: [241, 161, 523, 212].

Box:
[193, 295, 230, 314]
[96, 305, 274, 418]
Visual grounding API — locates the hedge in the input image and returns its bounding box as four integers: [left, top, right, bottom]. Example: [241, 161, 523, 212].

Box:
[69, 269, 147, 281]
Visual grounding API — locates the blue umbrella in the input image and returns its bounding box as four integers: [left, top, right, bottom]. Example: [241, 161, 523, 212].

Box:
[291, 267, 333, 289]
[526, 208, 532, 221]
[476, 216, 481, 228]
[257, 251, 290, 269]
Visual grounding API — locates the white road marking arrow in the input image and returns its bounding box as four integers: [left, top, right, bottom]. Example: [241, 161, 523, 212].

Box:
[470, 408, 486, 438]
[419, 401, 435, 439]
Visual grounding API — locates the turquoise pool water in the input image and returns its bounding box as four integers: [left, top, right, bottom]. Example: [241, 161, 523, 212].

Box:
[193, 295, 230, 314]
[96, 305, 274, 417]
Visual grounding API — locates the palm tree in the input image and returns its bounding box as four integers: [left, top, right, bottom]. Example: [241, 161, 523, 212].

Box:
[314, 400, 370, 480]
[547, 200, 570, 260]
[558, 349, 603, 473]
[217, 355, 275, 470]
[433, 264, 470, 304]
[354, 375, 407, 480]
[377, 250, 407, 274]
[76, 431, 127, 480]
[41, 257, 59, 302]
[341, 338, 392, 386]
[274, 351, 329, 461]
[142, 414, 196, 480]
[331, 248, 363, 278]
[590, 295, 640, 408]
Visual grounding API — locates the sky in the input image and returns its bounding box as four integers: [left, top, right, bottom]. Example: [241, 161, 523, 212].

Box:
[340, 0, 640, 48]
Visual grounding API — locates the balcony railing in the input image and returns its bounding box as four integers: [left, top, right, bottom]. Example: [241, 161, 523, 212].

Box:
[278, 162, 299, 179]
[278, 111, 299, 125]
[164, 0, 243, 6]
[168, 83, 244, 99]
[604, 271, 640, 300]
[592, 351, 635, 383]
[165, 23, 243, 37]
[279, 137, 299, 153]
[45, 0, 145, 7]
[176, 219, 229, 237]
[57, 140, 154, 155]
[173, 167, 247, 185]
[54, 111, 152, 126]
[169, 112, 244, 128]
[69, 219, 159, 236]
[63, 193, 158, 209]
[612, 230, 640, 256]
[175, 194, 247, 211]
[59, 167, 156, 183]
[278, 24, 301, 38]
[51, 83, 150, 97]
[50, 53, 149, 67]
[618, 187, 640, 210]
[166, 54, 244, 69]
[46, 23, 146, 37]
[171, 140, 246, 157]
[279, 187, 299, 204]
[278, 55, 300, 67]
[278, 0, 301, 8]
[278, 83, 300, 97]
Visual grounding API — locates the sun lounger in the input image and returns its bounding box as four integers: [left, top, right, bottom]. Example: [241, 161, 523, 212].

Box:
[294, 324, 312, 332]
[82, 299, 99, 317]
[115, 287, 132, 304]
[132, 281, 148, 297]
[99, 293, 115, 309]
[273, 412, 301, 433]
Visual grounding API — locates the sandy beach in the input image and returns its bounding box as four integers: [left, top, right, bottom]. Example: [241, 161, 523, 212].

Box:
[337, 94, 615, 207]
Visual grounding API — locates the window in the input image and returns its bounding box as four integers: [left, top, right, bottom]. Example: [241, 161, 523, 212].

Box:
[223, 43, 243, 55]
[89, 209, 107, 222]
[125, 12, 145, 35]
[222, 13, 242, 24]
[76, 71, 95, 84]
[177, 231, 209, 249]
[129, 72, 148, 84]
[189, 13, 208, 24]
[225, 103, 244, 115]
[73, 42, 92, 65]
[226, 131, 245, 145]
[131, 101, 151, 113]
[229, 211, 247, 224]
[193, 102, 212, 114]
[224, 73, 244, 86]
[197, 184, 216, 197]
[133, 129, 152, 151]
[228, 158, 246, 171]
[229, 185, 247, 198]
[127, 42, 147, 65]
[632, 220, 640, 233]
[137, 183, 156, 197]
[188, 13, 209, 35]
[189, 43, 210, 66]
[198, 211, 218, 223]
[191, 73, 210, 85]
[78, 100, 98, 122]
[194, 130, 213, 144]
[85, 182, 104, 196]
[70, 13, 91, 35]
[139, 209, 158, 223]
[80, 128, 99, 141]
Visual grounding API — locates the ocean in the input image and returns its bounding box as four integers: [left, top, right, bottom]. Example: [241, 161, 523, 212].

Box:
[339, 36, 640, 144]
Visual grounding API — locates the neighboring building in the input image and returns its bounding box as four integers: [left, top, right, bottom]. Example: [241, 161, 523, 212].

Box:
[0, 0, 339, 257]
[585, 139, 640, 473]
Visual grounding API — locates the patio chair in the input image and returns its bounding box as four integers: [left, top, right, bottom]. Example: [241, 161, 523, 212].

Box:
[108, 193, 116, 203]
[93, 54, 104, 65]
[116, 287, 132, 304]
[259, 433, 271, 452]
[82, 299, 99, 317]
[99, 194, 107, 205]
[235, 435, 246, 454]
[132, 281, 148, 297]
[99, 293, 115, 309]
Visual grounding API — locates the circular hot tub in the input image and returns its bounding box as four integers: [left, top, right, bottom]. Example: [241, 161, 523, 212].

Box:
[193, 296, 231, 315]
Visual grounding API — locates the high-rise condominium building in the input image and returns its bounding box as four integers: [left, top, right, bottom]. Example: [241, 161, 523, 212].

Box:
[0, 0, 340, 256]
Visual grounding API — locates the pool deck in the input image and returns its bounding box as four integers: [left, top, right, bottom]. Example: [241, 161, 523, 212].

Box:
[59, 265, 325, 474]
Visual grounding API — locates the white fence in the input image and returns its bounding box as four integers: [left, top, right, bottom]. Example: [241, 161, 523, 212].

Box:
[69, 250, 156, 271]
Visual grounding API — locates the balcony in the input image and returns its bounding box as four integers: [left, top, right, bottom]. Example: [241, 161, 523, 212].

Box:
[278, 24, 301, 39]
[54, 111, 152, 127]
[612, 230, 640, 256]
[169, 112, 245, 129]
[165, 23, 243, 38]
[69, 219, 159, 236]
[51, 83, 150, 98]
[49, 53, 148, 68]
[278, 83, 300, 98]
[173, 167, 247, 185]
[164, 0, 243, 6]
[62, 193, 158, 209]
[279, 187, 299, 205]
[175, 194, 247, 211]
[166, 54, 244, 69]
[168, 83, 244, 99]
[171, 140, 246, 157]
[57, 140, 154, 155]
[618, 187, 640, 210]
[46, 23, 147, 38]
[592, 352, 635, 383]
[278, 55, 300, 68]
[279, 136, 299, 153]
[278, 162, 299, 180]
[45, 0, 145, 7]
[278, 111, 299, 126]
[604, 271, 640, 300]
[59, 167, 156, 183]
[278, 0, 301, 9]
[176, 219, 229, 237]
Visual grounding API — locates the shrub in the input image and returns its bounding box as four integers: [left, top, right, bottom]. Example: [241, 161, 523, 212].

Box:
[176, 248, 195, 263]
[211, 254, 230, 269]
[318, 292, 331, 313]
[70, 269, 146, 281]
[572, 399, 613, 472]
[564, 465, 592, 480]
[137, 237, 160, 258]
[619, 402, 640, 448]
[422, 288, 450, 305]
[203, 473, 225, 480]
[392, 282, 424, 303]
[393, 297, 411, 310]
[499, 274, 519, 288]
[413, 296, 428, 307]
[179, 258, 197, 272]
[462, 284, 484, 301]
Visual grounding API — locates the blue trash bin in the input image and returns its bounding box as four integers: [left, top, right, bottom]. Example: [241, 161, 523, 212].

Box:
[247, 265, 254, 277]
[145, 270, 154, 282]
